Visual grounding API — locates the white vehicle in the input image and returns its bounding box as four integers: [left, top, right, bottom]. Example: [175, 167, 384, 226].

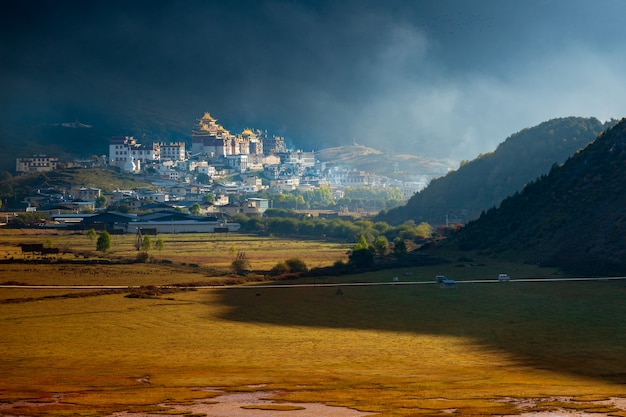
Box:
[498, 273, 510, 282]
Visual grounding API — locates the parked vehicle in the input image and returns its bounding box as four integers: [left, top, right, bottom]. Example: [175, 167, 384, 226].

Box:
[498, 273, 510, 281]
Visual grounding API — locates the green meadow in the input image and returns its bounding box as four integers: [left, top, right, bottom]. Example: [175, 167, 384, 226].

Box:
[2, 231, 626, 416]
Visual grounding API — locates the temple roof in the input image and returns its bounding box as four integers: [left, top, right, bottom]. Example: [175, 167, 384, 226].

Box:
[199, 112, 216, 122]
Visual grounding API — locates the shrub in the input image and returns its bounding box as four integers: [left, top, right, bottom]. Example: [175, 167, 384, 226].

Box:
[333, 259, 345, 269]
[96, 231, 112, 253]
[135, 251, 151, 263]
[285, 257, 308, 273]
[270, 262, 290, 276]
[349, 247, 375, 268]
[231, 257, 251, 275]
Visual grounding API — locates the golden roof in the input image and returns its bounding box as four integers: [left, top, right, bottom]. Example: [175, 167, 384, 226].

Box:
[200, 112, 216, 122]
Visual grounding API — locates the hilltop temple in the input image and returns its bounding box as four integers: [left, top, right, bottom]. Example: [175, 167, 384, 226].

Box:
[191, 112, 284, 157]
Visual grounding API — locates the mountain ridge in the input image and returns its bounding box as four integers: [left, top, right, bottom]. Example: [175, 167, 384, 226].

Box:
[451, 117, 626, 275]
[376, 116, 613, 226]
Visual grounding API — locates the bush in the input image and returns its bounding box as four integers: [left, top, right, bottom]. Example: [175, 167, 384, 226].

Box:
[96, 231, 112, 253]
[231, 258, 251, 275]
[349, 247, 376, 268]
[333, 259, 345, 269]
[270, 262, 290, 276]
[135, 251, 150, 263]
[285, 257, 308, 273]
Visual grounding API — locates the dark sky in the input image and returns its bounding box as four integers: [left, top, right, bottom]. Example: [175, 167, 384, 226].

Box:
[2, 0, 626, 160]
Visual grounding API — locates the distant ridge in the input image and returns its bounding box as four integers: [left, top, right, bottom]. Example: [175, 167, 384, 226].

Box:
[452, 117, 626, 275]
[376, 117, 612, 226]
[316, 145, 454, 180]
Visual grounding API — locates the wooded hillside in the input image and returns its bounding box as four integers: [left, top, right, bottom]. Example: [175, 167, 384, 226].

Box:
[377, 117, 611, 226]
[453, 118, 626, 275]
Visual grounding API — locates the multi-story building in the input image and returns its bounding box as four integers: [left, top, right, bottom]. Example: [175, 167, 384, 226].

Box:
[263, 134, 287, 155]
[226, 154, 248, 173]
[16, 155, 59, 174]
[282, 150, 316, 168]
[191, 113, 233, 157]
[109, 136, 159, 172]
[75, 187, 102, 201]
[242, 128, 263, 155]
[159, 142, 186, 161]
[328, 168, 375, 187]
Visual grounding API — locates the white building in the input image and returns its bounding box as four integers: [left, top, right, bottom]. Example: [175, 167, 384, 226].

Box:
[226, 154, 249, 173]
[196, 162, 217, 177]
[159, 142, 186, 161]
[109, 136, 158, 172]
[283, 150, 315, 168]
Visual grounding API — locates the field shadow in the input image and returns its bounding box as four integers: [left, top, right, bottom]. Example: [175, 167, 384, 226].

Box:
[215, 280, 626, 384]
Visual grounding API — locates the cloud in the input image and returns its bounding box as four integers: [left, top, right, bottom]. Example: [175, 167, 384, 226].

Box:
[2, 0, 626, 161]
[343, 37, 626, 160]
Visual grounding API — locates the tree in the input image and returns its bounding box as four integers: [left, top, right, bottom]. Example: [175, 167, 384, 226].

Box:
[393, 238, 407, 256]
[95, 195, 107, 209]
[87, 228, 97, 243]
[140, 235, 152, 251]
[189, 203, 201, 215]
[349, 247, 375, 268]
[155, 237, 164, 252]
[415, 222, 433, 239]
[285, 257, 308, 273]
[231, 251, 251, 275]
[270, 261, 290, 276]
[96, 231, 112, 253]
[354, 234, 369, 250]
[374, 236, 388, 255]
[196, 173, 211, 184]
[295, 194, 305, 210]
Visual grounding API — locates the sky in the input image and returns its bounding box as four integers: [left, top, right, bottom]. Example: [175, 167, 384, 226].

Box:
[2, 0, 626, 161]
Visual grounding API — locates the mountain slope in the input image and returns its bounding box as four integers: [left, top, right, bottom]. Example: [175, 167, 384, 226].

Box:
[453, 118, 626, 275]
[0, 106, 192, 172]
[377, 117, 611, 226]
[316, 145, 453, 180]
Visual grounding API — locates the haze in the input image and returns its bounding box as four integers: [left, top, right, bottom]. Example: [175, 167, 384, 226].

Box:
[2, 0, 626, 161]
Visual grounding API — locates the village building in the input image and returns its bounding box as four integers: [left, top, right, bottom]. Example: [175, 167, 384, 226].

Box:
[75, 187, 102, 201]
[262, 134, 287, 155]
[158, 142, 186, 161]
[226, 154, 248, 173]
[109, 136, 157, 173]
[16, 155, 59, 174]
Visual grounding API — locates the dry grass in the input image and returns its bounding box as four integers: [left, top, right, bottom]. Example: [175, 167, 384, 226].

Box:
[0, 230, 351, 271]
[2, 230, 626, 416]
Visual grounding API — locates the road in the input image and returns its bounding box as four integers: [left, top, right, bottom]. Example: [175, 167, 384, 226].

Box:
[1, 276, 625, 290]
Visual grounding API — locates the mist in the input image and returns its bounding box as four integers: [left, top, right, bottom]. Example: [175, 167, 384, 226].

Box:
[2, 0, 626, 162]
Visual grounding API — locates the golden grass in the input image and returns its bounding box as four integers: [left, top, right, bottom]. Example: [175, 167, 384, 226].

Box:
[0, 231, 351, 272]
[2, 230, 626, 415]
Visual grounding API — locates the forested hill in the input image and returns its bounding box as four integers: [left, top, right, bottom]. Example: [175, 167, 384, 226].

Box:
[453, 118, 626, 275]
[376, 117, 611, 226]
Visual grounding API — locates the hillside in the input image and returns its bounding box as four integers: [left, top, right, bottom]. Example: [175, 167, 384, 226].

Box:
[377, 117, 611, 226]
[0, 108, 191, 172]
[452, 118, 626, 275]
[0, 168, 154, 203]
[316, 144, 454, 180]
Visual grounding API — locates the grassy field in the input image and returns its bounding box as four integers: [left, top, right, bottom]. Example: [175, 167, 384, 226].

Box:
[2, 230, 626, 416]
[0, 229, 352, 274]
